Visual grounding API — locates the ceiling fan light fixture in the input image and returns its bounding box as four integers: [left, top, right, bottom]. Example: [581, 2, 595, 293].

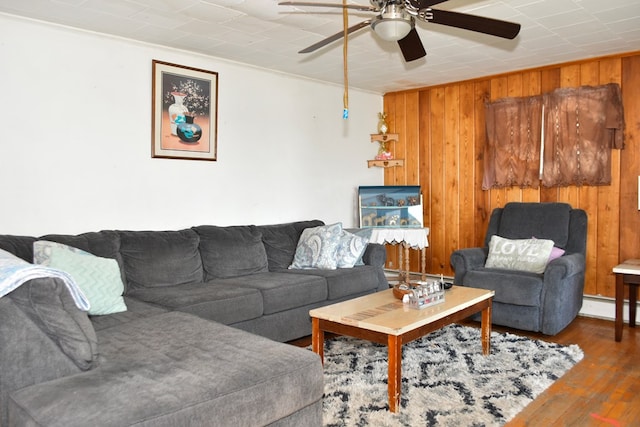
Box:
[372, 18, 412, 41]
[371, 5, 413, 42]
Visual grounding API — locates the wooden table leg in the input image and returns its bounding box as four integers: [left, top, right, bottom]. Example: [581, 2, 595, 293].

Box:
[387, 334, 402, 413]
[311, 317, 324, 364]
[421, 247, 426, 281]
[403, 244, 410, 283]
[630, 283, 637, 328]
[615, 274, 624, 342]
[397, 245, 405, 283]
[481, 303, 492, 355]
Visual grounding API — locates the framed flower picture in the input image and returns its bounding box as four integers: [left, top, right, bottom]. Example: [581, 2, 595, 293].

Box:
[152, 60, 218, 161]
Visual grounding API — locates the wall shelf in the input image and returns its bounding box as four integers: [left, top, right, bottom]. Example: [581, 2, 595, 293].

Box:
[370, 133, 399, 143]
[368, 133, 403, 168]
[368, 159, 404, 168]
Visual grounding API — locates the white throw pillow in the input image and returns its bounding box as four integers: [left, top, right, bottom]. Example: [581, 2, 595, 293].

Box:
[485, 235, 554, 274]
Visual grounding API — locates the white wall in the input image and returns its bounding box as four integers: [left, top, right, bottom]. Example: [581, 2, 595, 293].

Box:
[0, 14, 383, 236]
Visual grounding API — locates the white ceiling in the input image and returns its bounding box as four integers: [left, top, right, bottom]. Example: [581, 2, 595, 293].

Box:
[1, 0, 639, 94]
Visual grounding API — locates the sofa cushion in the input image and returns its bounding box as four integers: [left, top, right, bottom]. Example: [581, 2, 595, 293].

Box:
[463, 268, 544, 307]
[485, 235, 554, 274]
[0, 235, 36, 262]
[257, 222, 302, 271]
[285, 265, 379, 300]
[289, 223, 343, 270]
[127, 282, 263, 325]
[34, 241, 127, 315]
[8, 312, 323, 427]
[7, 277, 98, 370]
[291, 219, 326, 233]
[257, 220, 324, 271]
[497, 202, 572, 248]
[90, 297, 169, 331]
[193, 225, 269, 280]
[118, 230, 203, 290]
[216, 272, 327, 315]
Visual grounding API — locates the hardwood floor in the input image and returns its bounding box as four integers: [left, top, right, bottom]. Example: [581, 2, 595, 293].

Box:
[501, 316, 639, 427]
[290, 315, 639, 426]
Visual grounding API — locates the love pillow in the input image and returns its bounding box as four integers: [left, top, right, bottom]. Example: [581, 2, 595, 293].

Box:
[485, 235, 554, 274]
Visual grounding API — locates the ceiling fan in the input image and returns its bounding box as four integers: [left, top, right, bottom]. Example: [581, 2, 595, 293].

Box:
[278, 0, 521, 62]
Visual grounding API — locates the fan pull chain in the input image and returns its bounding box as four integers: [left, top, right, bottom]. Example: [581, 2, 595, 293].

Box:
[342, 0, 349, 119]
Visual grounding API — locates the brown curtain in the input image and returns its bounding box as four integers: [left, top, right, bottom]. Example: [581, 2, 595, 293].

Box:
[483, 95, 543, 190]
[541, 83, 625, 187]
[483, 83, 625, 189]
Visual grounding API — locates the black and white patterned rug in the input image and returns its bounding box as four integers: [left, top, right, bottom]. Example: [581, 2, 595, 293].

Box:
[319, 324, 583, 426]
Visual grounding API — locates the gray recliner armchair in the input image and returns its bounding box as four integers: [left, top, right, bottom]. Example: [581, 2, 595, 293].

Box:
[450, 202, 587, 335]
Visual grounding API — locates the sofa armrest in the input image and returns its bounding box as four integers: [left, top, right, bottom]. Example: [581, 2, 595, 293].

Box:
[6, 278, 98, 370]
[450, 247, 488, 285]
[1, 280, 93, 426]
[544, 253, 585, 281]
[361, 243, 386, 267]
[541, 253, 586, 335]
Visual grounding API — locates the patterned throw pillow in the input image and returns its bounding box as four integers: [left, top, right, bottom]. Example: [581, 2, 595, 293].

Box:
[289, 223, 343, 270]
[347, 228, 373, 266]
[484, 235, 554, 274]
[336, 230, 370, 268]
[34, 241, 127, 315]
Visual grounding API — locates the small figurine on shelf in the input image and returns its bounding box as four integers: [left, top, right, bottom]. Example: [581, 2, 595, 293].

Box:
[377, 194, 395, 206]
[375, 137, 393, 160]
[375, 149, 393, 160]
[376, 147, 393, 160]
[377, 112, 389, 134]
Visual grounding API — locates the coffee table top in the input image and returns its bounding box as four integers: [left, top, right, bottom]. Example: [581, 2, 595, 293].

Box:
[310, 286, 494, 336]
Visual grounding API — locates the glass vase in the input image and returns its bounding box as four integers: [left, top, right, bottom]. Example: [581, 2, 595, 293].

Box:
[177, 114, 202, 143]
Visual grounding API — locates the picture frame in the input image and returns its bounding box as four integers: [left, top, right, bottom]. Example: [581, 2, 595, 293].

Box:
[152, 60, 218, 161]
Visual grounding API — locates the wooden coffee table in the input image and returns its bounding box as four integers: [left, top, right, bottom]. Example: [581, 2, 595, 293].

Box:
[309, 285, 494, 413]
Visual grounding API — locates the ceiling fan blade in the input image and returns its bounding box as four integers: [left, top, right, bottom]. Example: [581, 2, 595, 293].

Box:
[423, 8, 521, 39]
[407, 0, 449, 9]
[299, 20, 371, 53]
[278, 1, 376, 12]
[397, 28, 426, 62]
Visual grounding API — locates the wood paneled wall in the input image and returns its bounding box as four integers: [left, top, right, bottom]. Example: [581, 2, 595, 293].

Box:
[382, 51, 640, 298]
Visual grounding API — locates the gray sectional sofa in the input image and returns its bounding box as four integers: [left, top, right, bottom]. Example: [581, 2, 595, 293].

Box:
[0, 220, 388, 426]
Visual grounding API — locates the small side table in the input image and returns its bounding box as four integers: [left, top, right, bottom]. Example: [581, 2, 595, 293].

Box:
[368, 228, 430, 283]
[612, 259, 640, 342]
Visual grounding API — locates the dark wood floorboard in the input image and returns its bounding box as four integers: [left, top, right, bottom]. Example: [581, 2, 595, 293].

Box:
[290, 315, 640, 426]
